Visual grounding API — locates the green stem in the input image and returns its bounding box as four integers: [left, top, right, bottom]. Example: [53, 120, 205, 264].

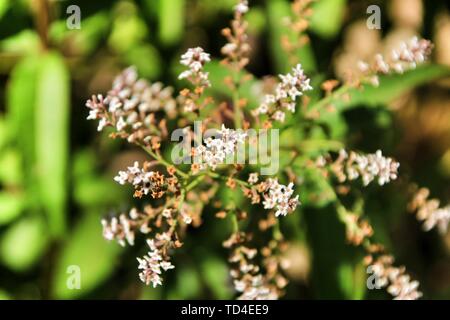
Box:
[206, 171, 251, 188]
[143, 146, 189, 179]
[230, 212, 240, 233]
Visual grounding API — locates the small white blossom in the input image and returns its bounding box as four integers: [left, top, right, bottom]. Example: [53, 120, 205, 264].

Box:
[194, 125, 247, 170]
[261, 179, 299, 217]
[248, 173, 259, 184]
[178, 47, 211, 87]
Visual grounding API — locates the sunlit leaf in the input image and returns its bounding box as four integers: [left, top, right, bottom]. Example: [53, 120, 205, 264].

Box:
[310, 0, 346, 39]
[0, 148, 23, 186]
[157, 0, 185, 46]
[0, 215, 49, 272]
[0, 192, 25, 225]
[7, 54, 40, 172]
[35, 52, 70, 238]
[52, 210, 122, 299]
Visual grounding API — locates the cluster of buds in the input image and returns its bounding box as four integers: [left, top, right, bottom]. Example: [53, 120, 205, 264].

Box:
[281, 0, 314, 65]
[114, 161, 179, 199]
[101, 208, 144, 247]
[366, 254, 422, 300]
[342, 213, 374, 246]
[225, 234, 281, 300]
[408, 187, 450, 234]
[221, 0, 251, 70]
[193, 125, 247, 171]
[243, 176, 299, 217]
[178, 47, 212, 113]
[179, 47, 211, 86]
[137, 236, 176, 288]
[317, 149, 400, 187]
[86, 67, 176, 144]
[253, 64, 312, 123]
[102, 205, 186, 287]
[358, 37, 433, 86]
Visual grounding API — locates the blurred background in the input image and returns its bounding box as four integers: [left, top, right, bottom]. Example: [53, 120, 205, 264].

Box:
[0, 0, 449, 299]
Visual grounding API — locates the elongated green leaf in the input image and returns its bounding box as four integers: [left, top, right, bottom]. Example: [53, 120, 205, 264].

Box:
[157, 0, 185, 46]
[35, 52, 70, 238]
[52, 211, 122, 299]
[319, 64, 450, 121]
[0, 215, 49, 272]
[310, 0, 346, 39]
[7, 54, 40, 172]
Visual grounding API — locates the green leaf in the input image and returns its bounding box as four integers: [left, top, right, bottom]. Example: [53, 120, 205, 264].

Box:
[124, 44, 162, 80]
[35, 52, 70, 238]
[52, 210, 122, 299]
[200, 256, 233, 299]
[157, 0, 185, 46]
[0, 115, 9, 152]
[337, 261, 366, 299]
[74, 177, 124, 208]
[108, 3, 148, 53]
[0, 192, 25, 225]
[0, 148, 23, 186]
[50, 12, 110, 56]
[0, 0, 10, 20]
[320, 65, 450, 120]
[0, 215, 49, 272]
[7, 54, 40, 171]
[310, 0, 346, 39]
[167, 264, 201, 299]
[0, 30, 40, 54]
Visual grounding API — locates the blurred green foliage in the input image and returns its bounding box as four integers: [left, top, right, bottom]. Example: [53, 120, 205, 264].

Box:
[0, 0, 449, 300]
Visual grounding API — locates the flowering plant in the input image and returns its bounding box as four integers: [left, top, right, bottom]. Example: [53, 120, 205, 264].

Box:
[84, 0, 447, 300]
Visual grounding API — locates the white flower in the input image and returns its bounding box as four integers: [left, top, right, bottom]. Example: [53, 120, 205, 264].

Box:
[248, 173, 259, 184]
[179, 47, 211, 87]
[257, 64, 312, 121]
[194, 125, 247, 170]
[234, 0, 249, 14]
[116, 116, 126, 131]
[261, 179, 299, 217]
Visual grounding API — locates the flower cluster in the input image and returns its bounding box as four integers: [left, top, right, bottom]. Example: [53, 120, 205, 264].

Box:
[367, 254, 422, 300]
[342, 213, 374, 246]
[281, 0, 314, 66]
[244, 177, 299, 217]
[221, 0, 251, 70]
[114, 161, 179, 199]
[408, 187, 450, 234]
[86, 67, 176, 144]
[137, 236, 175, 288]
[178, 47, 212, 113]
[253, 64, 312, 123]
[358, 37, 433, 86]
[179, 47, 211, 87]
[101, 208, 140, 247]
[193, 125, 247, 171]
[225, 235, 280, 300]
[318, 149, 400, 186]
